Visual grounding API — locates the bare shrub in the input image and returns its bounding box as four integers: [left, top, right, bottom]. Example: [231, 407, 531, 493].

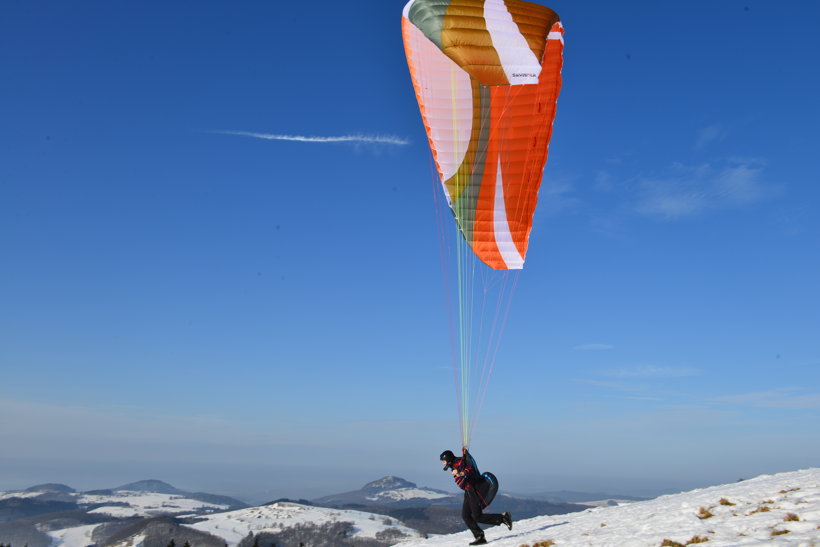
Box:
[718, 498, 734, 506]
[697, 507, 714, 520]
[784, 513, 799, 522]
[771, 529, 790, 537]
[686, 536, 709, 544]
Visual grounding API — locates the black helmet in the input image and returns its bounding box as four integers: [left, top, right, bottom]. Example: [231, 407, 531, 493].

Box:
[440, 450, 456, 470]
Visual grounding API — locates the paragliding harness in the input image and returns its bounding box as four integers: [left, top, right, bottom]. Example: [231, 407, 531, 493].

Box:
[477, 471, 499, 509]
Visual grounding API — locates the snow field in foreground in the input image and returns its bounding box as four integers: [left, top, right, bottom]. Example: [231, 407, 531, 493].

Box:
[401, 468, 820, 547]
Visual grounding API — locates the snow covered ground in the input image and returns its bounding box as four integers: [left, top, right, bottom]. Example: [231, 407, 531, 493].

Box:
[401, 468, 820, 547]
[0, 490, 45, 500]
[82, 490, 230, 517]
[0, 487, 230, 517]
[48, 524, 98, 547]
[367, 487, 453, 502]
[190, 501, 424, 546]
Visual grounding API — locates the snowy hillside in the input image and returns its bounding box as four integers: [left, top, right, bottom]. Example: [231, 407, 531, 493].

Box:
[189, 501, 425, 545]
[0, 481, 248, 547]
[81, 490, 230, 517]
[0, 486, 234, 517]
[0, 490, 46, 500]
[0, 480, 246, 517]
[362, 476, 452, 503]
[402, 468, 820, 547]
[367, 487, 452, 503]
[313, 476, 452, 507]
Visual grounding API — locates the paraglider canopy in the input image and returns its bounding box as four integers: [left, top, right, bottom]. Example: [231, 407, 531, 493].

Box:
[402, 0, 564, 270]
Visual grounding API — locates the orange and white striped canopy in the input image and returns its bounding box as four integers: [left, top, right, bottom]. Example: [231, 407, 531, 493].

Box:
[402, 0, 564, 269]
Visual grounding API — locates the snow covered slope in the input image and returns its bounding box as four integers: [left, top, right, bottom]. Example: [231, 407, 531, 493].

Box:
[367, 487, 453, 503]
[39, 500, 425, 546]
[402, 468, 820, 547]
[313, 476, 452, 507]
[0, 480, 245, 518]
[189, 501, 425, 545]
[363, 476, 452, 503]
[48, 524, 98, 547]
[82, 490, 230, 517]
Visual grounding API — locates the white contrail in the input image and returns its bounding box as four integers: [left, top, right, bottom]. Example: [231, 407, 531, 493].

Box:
[213, 130, 409, 145]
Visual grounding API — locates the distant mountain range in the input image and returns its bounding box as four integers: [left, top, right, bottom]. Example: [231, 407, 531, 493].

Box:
[0, 476, 638, 546]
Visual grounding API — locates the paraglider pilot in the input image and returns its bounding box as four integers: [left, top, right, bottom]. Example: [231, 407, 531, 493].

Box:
[440, 448, 512, 545]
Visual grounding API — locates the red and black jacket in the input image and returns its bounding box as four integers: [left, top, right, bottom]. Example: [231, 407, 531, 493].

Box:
[451, 450, 482, 491]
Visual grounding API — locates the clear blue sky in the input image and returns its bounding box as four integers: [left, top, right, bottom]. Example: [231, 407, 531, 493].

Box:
[2, 1, 818, 502]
